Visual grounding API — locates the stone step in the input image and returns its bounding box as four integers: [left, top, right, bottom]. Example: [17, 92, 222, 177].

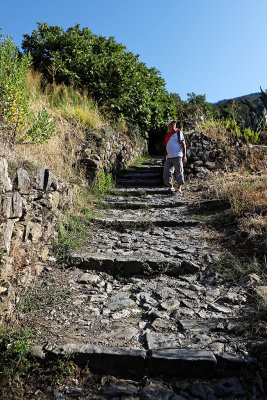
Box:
[118, 171, 162, 179]
[122, 164, 162, 171]
[116, 179, 162, 188]
[69, 253, 200, 276]
[92, 217, 200, 230]
[104, 200, 184, 209]
[44, 344, 246, 379]
[109, 188, 170, 196]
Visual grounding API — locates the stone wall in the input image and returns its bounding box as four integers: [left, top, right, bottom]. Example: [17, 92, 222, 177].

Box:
[184, 131, 265, 178]
[0, 157, 74, 321]
[80, 129, 147, 181]
[184, 131, 223, 178]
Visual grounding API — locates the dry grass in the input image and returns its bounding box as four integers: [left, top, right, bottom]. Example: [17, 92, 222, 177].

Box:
[200, 119, 232, 144]
[209, 172, 267, 216]
[17, 120, 86, 182]
[0, 70, 111, 182]
[206, 170, 267, 259]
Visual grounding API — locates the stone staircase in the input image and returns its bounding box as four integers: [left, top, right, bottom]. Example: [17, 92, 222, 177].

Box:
[22, 158, 264, 399]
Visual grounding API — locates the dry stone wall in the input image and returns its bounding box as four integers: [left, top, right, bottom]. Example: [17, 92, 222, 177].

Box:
[80, 129, 147, 181]
[0, 156, 74, 321]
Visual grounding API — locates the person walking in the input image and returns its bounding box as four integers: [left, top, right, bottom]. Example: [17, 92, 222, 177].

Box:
[163, 119, 187, 194]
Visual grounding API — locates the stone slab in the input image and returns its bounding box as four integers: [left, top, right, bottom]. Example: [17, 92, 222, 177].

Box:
[147, 348, 217, 378]
[54, 344, 146, 377]
[178, 319, 218, 333]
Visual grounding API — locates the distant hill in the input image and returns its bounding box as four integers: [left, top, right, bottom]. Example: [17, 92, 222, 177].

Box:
[213, 89, 267, 105]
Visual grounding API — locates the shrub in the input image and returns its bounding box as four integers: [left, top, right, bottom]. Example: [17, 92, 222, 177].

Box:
[0, 36, 31, 142]
[18, 107, 56, 144]
[92, 171, 113, 197]
[242, 127, 259, 143]
[0, 36, 56, 144]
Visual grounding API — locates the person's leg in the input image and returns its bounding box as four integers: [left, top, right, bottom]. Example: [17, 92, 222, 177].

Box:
[163, 158, 174, 188]
[173, 157, 184, 191]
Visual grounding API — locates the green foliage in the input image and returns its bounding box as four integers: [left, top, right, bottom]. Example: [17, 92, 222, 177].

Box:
[0, 36, 56, 144]
[241, 127, 259, 143]
[19, 107, 56, 144]
[0, 36, 32, 141]
[169, 92, 214, 123]
[213, 97, 265, 140]
[92, 171, 113, 197]
[214, 98, 254, 124]
[218, 257, 266, 282]
[0, 328, 34, 390]
[201, 117, 260, 144]
[22, 23, 174, 134]
[43, 82, 102, 128]
[130, 154, 152, 167]
[225, 118, 260, 143]
[53, 217, 88, 261]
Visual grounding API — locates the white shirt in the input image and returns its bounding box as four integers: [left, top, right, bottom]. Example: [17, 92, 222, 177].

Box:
[166, 130, 184, 158]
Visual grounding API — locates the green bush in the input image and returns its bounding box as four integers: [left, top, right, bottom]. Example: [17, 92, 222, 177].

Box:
[0, 36, 56, 144]
[225, 119, 260, 143]
[242, 127, 259, 143]
[18, 107, 56, 144]
[0, 36, 31, 142]
[92, 171, 113, 197]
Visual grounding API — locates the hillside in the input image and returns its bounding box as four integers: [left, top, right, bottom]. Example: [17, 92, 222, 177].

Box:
[213, 88, 267, 105]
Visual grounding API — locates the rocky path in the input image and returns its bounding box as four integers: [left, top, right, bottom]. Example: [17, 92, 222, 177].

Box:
[18, 158, 265, 399]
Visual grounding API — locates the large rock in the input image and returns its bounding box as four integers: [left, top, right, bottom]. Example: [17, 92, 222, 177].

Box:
[35, 167, 52, 191]
[17, 168, 31, 193]
[3, 219, 16, 254]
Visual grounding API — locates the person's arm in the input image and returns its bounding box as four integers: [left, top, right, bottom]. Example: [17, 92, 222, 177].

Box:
[162, 149, 167, 165]
[181, 140, 187, 164]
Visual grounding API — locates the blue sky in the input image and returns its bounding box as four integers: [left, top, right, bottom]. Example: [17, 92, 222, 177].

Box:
[1, 0, 267, 103]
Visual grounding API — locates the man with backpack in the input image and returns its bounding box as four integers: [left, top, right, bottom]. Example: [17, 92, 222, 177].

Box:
[162, 119, 187, 194]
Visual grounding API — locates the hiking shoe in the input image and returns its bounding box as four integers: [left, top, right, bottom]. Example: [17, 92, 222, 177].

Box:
[176, 189, 183, 195]
[168, 187, 176, 194]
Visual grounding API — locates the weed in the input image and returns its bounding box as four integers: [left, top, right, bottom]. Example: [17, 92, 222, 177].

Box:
[18, 282, 72, 312]
[201, 118, 260, 144]
[130, 154, 152, 167]
[51, 355, 77, 384]
[195, 215, 207, 222]
[53, 217, 89, 262]
[0, 328, 35, 391]
[19, 107, 56, 144]
[209, 173, 267, 216]
[94, 200, 112, 210]
[92, 171, 113, 197]
[217, 256, 266, 283]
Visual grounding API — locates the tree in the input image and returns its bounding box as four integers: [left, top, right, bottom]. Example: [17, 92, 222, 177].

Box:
[22, 23, 173, 135]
